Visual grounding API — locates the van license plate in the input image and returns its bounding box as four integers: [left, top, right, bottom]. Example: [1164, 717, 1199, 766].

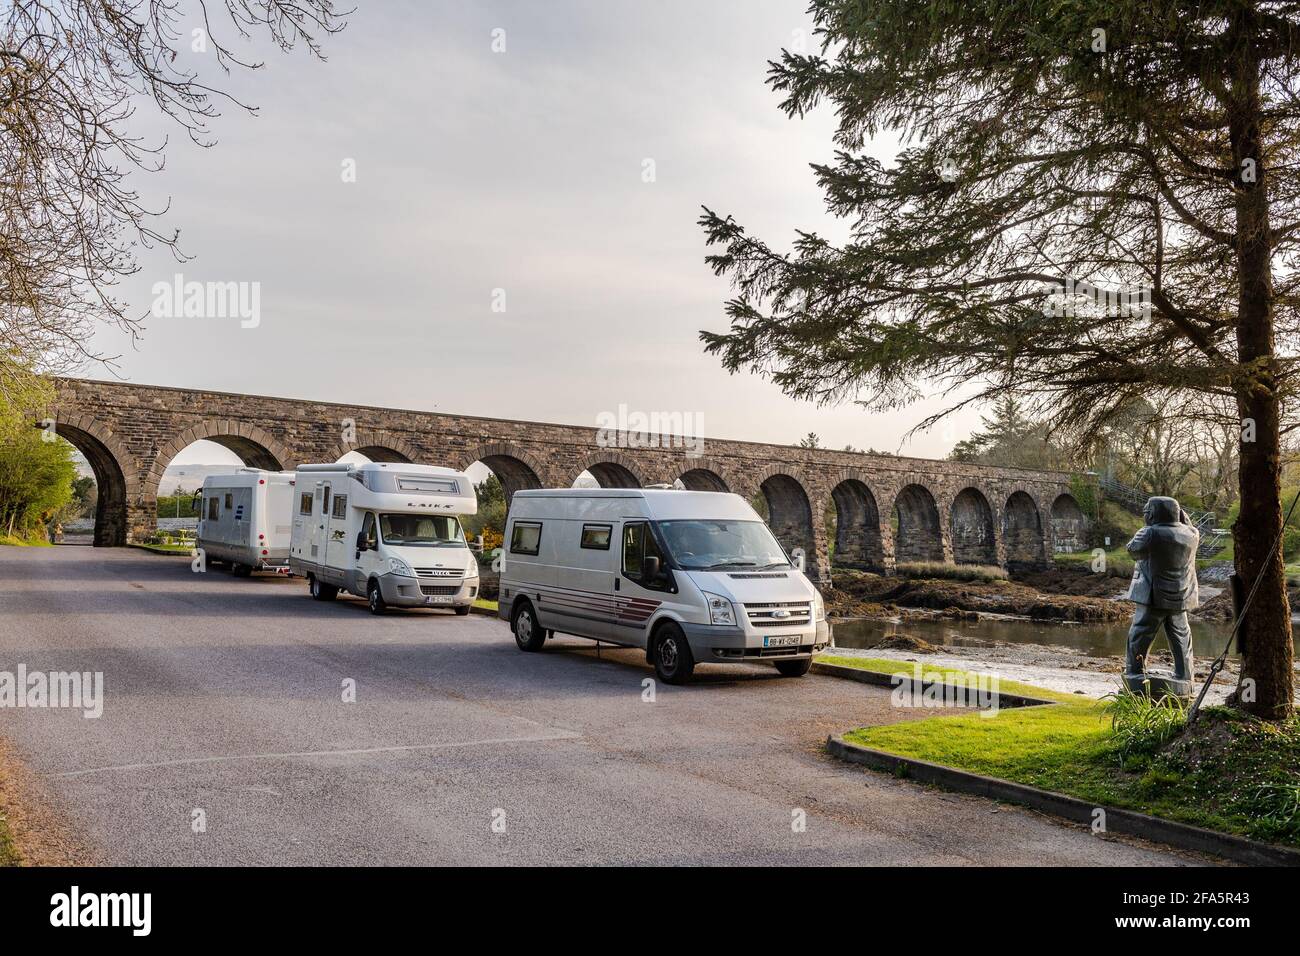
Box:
[763, 635, 800, 648]
[430, 596, 453, 605]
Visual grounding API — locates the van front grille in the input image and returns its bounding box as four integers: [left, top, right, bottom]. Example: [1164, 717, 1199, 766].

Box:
[414, 568, 460, 578]
[420, 585, 459, 596]
[743, 601, 812, 628]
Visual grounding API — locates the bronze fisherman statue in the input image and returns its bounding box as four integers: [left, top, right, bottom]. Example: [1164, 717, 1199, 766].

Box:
[1124, 496, 1199, 699]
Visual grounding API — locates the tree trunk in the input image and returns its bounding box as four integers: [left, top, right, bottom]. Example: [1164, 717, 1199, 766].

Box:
[1230, 35, 1294, 719]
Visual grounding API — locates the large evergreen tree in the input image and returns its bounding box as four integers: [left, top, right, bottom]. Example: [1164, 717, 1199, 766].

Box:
[700, 1, 1299, 717]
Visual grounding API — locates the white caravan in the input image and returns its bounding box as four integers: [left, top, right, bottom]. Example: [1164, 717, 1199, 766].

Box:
[288, 462, 479, 614]
[497, 488, 830, 683]
[196, 469, 296, 575]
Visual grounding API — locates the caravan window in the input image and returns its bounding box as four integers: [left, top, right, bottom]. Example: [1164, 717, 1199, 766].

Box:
[509, 521, 542, 556]
[580, 524, 612, 550]
[207, 497, 219, 521]
[224, 493, 233, 509]
[299, 493, 313, 516]
[331, 494, 348, 519]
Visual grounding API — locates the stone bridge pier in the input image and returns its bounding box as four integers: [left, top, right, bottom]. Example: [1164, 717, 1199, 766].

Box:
[48, 379, 1093, 585]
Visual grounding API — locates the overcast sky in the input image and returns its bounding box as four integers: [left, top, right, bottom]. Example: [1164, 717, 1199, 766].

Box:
[85, 0, 985, 471]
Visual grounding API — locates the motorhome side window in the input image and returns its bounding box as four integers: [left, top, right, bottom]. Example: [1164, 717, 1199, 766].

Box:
[224, 493, 233, 509]
[580, 524, 612, 550]
[322, 488, 331, 514]
[509, 521, 542, 555]
[622, 522, 667, 587]
[331, 494, 348, 519]
[299, 493, 313, 516]
[207, 497, 219, 521]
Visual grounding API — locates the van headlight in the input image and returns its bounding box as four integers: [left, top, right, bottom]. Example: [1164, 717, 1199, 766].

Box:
[389, 557, 413, 576]
[465, 562, 479, 579]
[813, 590, 826, 622]
[702, 592, 736, 626]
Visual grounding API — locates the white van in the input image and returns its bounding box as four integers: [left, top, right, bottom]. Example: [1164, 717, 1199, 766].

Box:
[288, 462, 480, 614]
[196, 469, 296, 575]
[498, 488, 830, 683]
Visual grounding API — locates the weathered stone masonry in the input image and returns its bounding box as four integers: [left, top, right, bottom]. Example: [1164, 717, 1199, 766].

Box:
[50, 378, 1092, 584]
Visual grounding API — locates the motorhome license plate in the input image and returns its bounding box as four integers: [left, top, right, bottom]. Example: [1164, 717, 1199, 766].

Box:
[763, 635, 800, 648]
[430, 596, 453, 604]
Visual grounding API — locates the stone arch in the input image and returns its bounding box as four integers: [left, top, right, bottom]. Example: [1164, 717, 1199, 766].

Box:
[677, 465, 730, 492]
[892, 483, 944, 564]
[147, 420, 294, 499]
[950, 487, 997, 565]
[328, 430, 423, 465]
[1050, 492, 1087, 553]
[459, 442, 546, 504]
[571, 451, 646, 489]
[52, 415, 137, 547]
[757, 469, 816, 569]
[830, 477, 884, 570]
[1004, 490, 1047, 568]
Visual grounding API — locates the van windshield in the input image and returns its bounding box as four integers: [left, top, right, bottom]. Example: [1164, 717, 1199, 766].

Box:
[656, 520, 790, 571]
[378, 514, 466, 547]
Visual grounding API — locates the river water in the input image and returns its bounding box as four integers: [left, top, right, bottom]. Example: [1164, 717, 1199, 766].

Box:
[828, 614, 1274, 659]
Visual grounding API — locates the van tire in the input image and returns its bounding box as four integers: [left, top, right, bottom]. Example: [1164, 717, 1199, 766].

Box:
[454, 605, 471, 616]
[367, 580, 387, 615]
[513, 601, 545, 652]
[652, 623, 695, 685]
[774, 657, 812, 677]
[309, 576, 337, 602]
[231, 562, 252, 578]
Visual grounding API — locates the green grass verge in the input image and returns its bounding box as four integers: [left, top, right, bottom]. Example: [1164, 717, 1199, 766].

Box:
[0, 813, 19, 866]
[0, 534, 51, 548]
[817, 655, 1080, 703]
[472, 598, 499, 612]
[128, 543, 193, 555]
[834, 660, 1300, 847]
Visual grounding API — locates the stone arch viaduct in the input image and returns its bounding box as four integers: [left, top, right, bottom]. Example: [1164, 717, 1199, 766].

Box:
[49, 378, 1092, 584]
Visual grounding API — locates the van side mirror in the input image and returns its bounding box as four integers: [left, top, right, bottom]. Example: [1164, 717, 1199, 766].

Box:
[642, 555, 661, 580]
[356, 531, 370, 551]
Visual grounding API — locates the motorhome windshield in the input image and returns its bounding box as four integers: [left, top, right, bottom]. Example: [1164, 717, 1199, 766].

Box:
[657, 519, 790, 571]
[378, 514, 466, 547]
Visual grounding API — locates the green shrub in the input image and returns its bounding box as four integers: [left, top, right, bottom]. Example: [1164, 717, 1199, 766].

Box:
[1102, 690, 1187, 767]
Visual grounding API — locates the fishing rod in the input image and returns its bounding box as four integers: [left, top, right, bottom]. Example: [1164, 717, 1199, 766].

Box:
[1187, 486, 1300, 723]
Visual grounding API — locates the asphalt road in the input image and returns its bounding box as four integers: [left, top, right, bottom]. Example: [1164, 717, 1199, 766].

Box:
[0, 547, 1199, 865]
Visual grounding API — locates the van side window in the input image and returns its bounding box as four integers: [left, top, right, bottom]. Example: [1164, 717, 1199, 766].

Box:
[361, 512, 378, 550]
[299, 493, 313, 516]
[580, 524, 612, 550]
[331, 494, 348, 519]
[622, 522, 667, 588]
[509, 521, 542, 555]
[224, 492, 233, 509]
[207, 497, 219, 521]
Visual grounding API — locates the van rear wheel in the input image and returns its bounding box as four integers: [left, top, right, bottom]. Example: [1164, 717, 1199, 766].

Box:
[309, 576, 337, 602]
[774, 657, 812, 677]
[513, 601, 545, 651]
[653, 623, 695, 685]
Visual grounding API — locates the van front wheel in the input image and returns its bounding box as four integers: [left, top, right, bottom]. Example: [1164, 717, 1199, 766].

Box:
[513, 602, 545, 651]
[653, 623, 695, 685]
[774, 657, 812, 677]
[367, 580, 388, 615]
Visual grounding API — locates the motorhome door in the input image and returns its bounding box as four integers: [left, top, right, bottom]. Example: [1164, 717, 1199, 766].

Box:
[310, 481, 331, 562]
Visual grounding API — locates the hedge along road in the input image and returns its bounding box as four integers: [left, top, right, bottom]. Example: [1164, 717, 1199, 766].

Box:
[0, 547, 1200, 866]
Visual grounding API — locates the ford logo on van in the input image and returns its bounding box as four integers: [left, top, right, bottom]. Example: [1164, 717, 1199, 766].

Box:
[772, 609, 791, 619]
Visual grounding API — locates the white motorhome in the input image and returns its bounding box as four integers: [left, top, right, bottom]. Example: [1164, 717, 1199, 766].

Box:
[498, 488, 830, 683]
[288, 462, 479, 614]
[196, 469, 296, 575]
